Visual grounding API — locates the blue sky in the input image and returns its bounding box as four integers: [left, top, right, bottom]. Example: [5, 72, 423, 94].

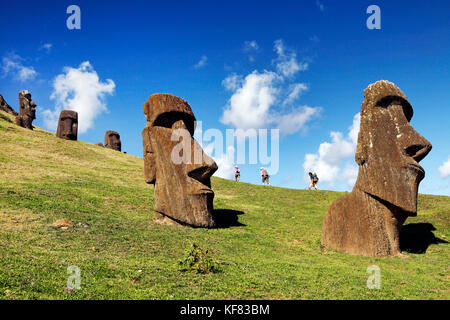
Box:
[1, 0, 449, 195]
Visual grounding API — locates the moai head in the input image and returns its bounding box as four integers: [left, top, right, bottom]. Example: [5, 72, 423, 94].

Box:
[95, 142, 103, 147]
[56, 110, 78, 140]
[19, 90, 36, 120]
[16, 90, 37, 129]
[104, 130, 121, 151]
[354, 80, 432, 215]
[142, 93, 218, 227]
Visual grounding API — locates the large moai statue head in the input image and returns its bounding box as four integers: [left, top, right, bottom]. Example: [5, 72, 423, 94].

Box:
[142, 93, 218, 227]
[354, 80, 432, 214]
[321, 80, 433, 257]
[104, 130, 121, 151]
[56, 110, 78, 140]
[15, 90, 36, 130]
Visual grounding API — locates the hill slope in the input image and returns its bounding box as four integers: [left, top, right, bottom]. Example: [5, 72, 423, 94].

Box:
[0, 110, 449, 300]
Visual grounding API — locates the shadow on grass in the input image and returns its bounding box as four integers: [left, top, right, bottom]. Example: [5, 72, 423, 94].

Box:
[400, 223, 448, 253]
[213, 209, 246, 228]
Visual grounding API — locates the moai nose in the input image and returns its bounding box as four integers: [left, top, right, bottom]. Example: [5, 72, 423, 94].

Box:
[404, 132, 432, 163]
[186, 140, 218, 186]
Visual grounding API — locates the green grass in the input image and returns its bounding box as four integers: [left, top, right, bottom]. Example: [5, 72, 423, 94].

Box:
[0, 110, 448, 300]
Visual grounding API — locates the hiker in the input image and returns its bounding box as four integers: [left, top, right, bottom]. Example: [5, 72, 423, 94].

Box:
[234, 166, 240, 182]
[260, 167, 270, 186]
[308, 172, 319, 190]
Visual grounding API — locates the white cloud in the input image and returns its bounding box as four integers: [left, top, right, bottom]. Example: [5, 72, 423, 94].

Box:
[221, 70, 281, 130]
[220, 40, 318, 136]
[193, 55, 207, 69]
[39, 43, 53, 53]
[1, 53, 37, 82]
[438, 156, 450, 178]
[283, 83, 308, 105]
[43, 61, 115, 134]
[273, 39, 308, 77]
[303, 113, 361, 188]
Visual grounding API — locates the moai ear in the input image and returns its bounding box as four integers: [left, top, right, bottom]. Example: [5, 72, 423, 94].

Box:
[142, 126, 156, 184]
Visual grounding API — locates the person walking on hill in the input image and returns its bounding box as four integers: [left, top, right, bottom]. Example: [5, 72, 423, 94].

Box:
[261, 167, 270, 186]
[308, 172, 319, 190]
[234, 166, 240, 182]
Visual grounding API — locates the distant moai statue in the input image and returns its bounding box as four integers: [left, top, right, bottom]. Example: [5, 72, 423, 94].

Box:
[321, 80, 432, 257]
[15, 90, 37, 130]
[104, 130, 121, 151]
[0, 94, 18, 116]
[56, 110, 78, 140]
[95, 142, 103, 147]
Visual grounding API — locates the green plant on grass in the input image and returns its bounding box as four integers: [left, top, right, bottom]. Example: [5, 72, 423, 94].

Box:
[178, 243, 219, 274]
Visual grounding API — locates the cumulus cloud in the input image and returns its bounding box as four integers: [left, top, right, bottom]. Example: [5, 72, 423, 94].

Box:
[220, 40, 318, 136]
[1, 53, 37, 82]
[193, 55, 207, 69]
[303, 113, 361, 188]
[42, 61, 115, 134]
[283, 83, 308, 105]
[273, 39, 308, 77]
[438, 156, 450, 178]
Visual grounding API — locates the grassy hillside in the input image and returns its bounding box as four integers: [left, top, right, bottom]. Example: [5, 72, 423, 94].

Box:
[0, 110, 448, 300]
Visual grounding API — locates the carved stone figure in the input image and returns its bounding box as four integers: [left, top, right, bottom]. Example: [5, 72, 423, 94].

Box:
[0, 94, 18, 116]
[142, 93, 218, 227]
[104, 130, 121, 151]
[56, 110, 78, 140]
[95, 142, 103, 147]
[15, 90, 36, 130]
[321, 80, 432, 257]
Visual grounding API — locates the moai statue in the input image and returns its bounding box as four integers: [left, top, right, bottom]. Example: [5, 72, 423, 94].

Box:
[321, 80, 432, 257]
[0, 94, 18, 116]
[95, 142, 103, 147]
[56, 110, 78, 140]
[142, 93, 218, 227]
[104, 130, 121, 151]
[15, 90, 36, 130]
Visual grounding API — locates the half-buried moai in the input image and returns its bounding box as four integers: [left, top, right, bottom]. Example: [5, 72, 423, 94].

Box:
[104, 130, 121, 151]
[56, 110, 78, 140]
[0, 94, 18, 116]
[321, 80, 432, 257]
[142, 93, 218, 227]
[15, 90, 36, 130]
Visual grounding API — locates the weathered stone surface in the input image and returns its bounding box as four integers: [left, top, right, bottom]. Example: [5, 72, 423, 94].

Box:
[104, 130, 121, 151]
[56, 110, 78, 140]
[95, 142, 103, 147]
[321, 80, 432, 257]
[0, 94, 18, 116]
[142, 93, 218, 228]
[15, 90, 36, 130]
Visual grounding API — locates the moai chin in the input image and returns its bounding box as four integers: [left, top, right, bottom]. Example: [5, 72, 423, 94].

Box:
[142, 93, 218, 227]
[15, 90, 36, 130]
[104, 130, 121, 151]
[56, 110, 78, 140]
[321, 80, 432, 257]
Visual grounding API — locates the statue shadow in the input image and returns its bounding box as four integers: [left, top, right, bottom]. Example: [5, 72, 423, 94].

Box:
[212, 209, 246, 228]
[400, 223, 448, 254]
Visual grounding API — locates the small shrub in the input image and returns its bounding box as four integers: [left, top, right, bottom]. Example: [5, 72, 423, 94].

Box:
[178, 243, 219, 274]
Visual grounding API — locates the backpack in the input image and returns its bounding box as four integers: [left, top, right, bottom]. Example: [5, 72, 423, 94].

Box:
[313, 173, 319, 183]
